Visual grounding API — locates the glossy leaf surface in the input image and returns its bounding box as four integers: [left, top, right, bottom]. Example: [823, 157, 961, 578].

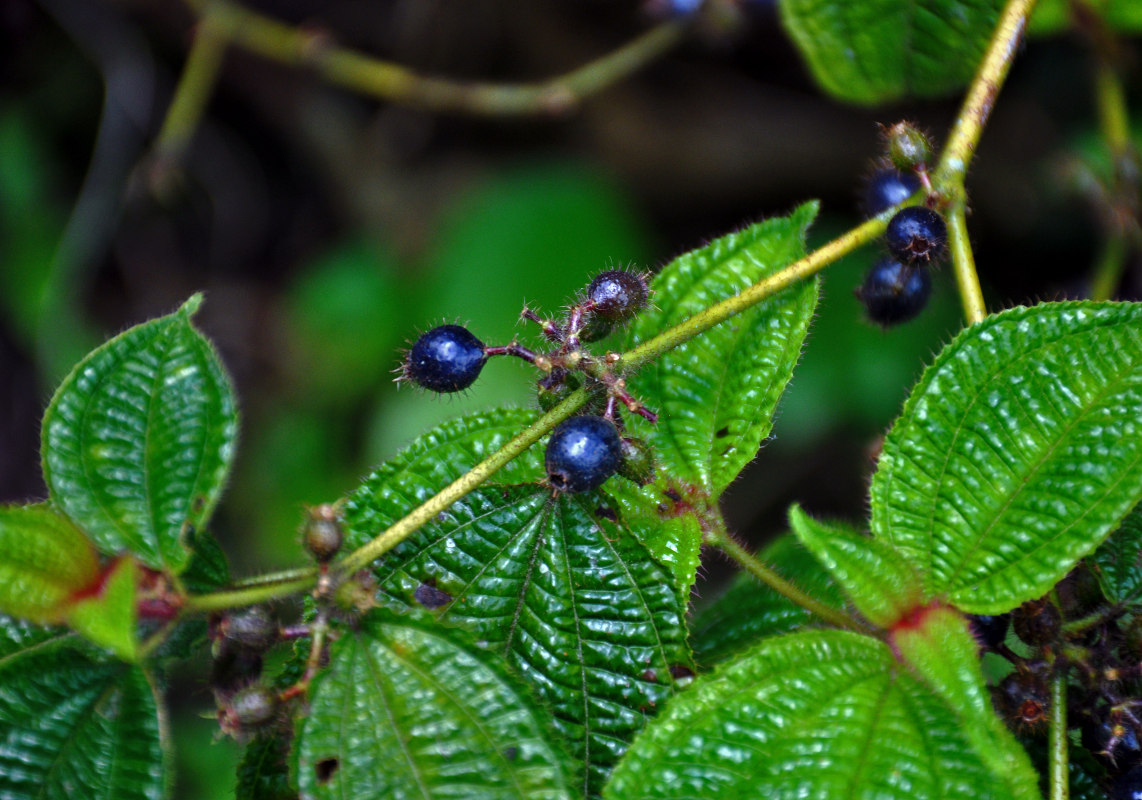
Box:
[779, 0, 1005, 105]
[0, 504, 99, 622]
[690, 534, 844, 666]
[605, 479, 703, 601]
[625, 202, 818, 495]
[42, 294, 237, 573]
[871, 303, 1142, 613]
[0, 618, 165, 800]
[790, 504, 923, 627]
[1091, 503, 1142, 605]
[605, 629, 1030, 800]
[354, 483, 688, 795]
[296, 610, 575, 800]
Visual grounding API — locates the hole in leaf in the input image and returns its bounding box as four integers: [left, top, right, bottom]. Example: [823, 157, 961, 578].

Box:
[315, 758, 339, 784]
[594, 505, 619, 522]
[715, 426, 730, 438]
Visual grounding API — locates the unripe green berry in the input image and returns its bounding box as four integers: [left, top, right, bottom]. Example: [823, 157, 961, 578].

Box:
[220, 606, 278, 653]
[303, 504, 344, 563]
[220, 685, 280, 736]
[884, 121, 932, 172]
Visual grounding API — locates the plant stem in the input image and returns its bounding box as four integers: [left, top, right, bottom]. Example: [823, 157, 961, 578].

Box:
[337, 388, 587, 574]
[946, 205, 987, 324]
[184, 573, 316, 612]
[706, 529, 860, 631]
[1049, 668, 1069, 800]
[155, 13, 229, 161]
[622, 215, 887, 370]
[934, 0, 1038, 188]
[188, 0, 686, 116]
[1090, 233, 1127, 301]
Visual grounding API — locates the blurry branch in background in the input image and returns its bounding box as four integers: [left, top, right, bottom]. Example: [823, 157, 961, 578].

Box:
[159, 0, 688, 162]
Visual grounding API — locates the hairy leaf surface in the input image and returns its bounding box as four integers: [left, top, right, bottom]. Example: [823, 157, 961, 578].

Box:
[0, 504, 99, 622]
[871, 303, 1142, 613]
[779, 0, 1005, 104]
[1090, 503, 1142, 605]
[296, 610, 575, 800]
[356, 484, 688, 795]
[41, 294, 237, 573]
[605, 629, 1034, 800]
[625, 202, 818, 496]
[0, 617, 165, 800]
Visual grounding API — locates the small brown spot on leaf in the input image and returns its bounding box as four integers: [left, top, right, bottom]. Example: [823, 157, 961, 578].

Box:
[414, 582, 453, 609]
[315, 758, 339, 784]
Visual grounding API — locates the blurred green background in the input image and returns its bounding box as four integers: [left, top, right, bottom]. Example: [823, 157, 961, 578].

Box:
[0, 1, 1137, 796]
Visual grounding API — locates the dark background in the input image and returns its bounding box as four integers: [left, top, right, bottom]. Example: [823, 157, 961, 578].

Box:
[0, 1, 1137, 796]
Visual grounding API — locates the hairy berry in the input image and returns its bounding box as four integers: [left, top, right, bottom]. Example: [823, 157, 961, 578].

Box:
[303, 504, 343, 563]
[545, 415, 622, 493]
[856, 258, 931, 326]
[219, 685, 280, 736]
[404, 324, 487, 393]
[219, 606, 278, 653]
[969, 613, 1011, 650]
[617, 436, 656, 485]
[885, 206, 948, 266]
[994, 670, 1049, 733]
[585, 270, 650, 321]
[1013, 599, 1062, 647]
[883, 122, 933, 172]
[862, 168, 921, 217]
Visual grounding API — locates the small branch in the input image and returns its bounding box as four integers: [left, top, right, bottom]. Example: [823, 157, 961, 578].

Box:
[934, 0, 1038, 187]
[185, 574, 316, 612]
[1049, 668, 1069, 800]
[1090, 233, 1128, 301]
[189, 0, 687, 116]
[707, 529, 861, 632]
[155, 13, 229, 162]
[946, 206, 987, 324]
[621, 214, 888, 371]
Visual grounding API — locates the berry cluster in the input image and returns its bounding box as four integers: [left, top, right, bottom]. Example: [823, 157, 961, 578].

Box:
[856, 122, 948, 327]
[971, 563, 1142, 796]
[399, 268, 659, 494]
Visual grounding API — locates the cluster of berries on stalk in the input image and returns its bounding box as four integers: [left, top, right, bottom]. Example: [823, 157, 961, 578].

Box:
[399, 268, 659, 494]
[856, 122, 949, 327]
[209, 504, 376, 739]
[970, 562, 1142, 798]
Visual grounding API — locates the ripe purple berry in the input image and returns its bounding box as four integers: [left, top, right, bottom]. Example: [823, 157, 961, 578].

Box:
[885, 206, 948, 266]
[862, 169, 921, 217]
[585, 270, 650, 321]
[968, 613, 1010, 650]
[545, 415, 622, 493]
[856, 258, 931, 326]
[404, 324, 487, 393]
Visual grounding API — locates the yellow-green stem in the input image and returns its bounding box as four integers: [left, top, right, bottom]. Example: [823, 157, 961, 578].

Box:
[155, 13, 229, 159]
[191, 0, 685, 116]
[708, 529, 860, 631]
[934, 0, 1038, 187]
[184, 574, 316, 612]
[1049, 668, 1069, 800]
[1095, 60, 1131, 158]
[947, 205, 987, 324]
[1090, 233, 1127, 301]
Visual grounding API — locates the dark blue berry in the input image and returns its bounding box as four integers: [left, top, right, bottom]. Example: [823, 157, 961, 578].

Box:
[969, 613, 1010, 650]
[856, 258, 931, 326]
[862, 169, 921, 217]
[405, 324, 487, 393]
[586, 270, 650, 321]
[885, 206, 948, 265]
[545, 415, 622, 493]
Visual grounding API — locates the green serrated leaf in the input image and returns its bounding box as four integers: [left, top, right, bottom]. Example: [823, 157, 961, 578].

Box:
[1090, 502, 1142, 605]
[605, 479, 703, 601]
[626, 202, 819, 495]
[605, 628, 1036, 800]
[0, 504, 99, 623]
[871, 302, 1142, 614]
[779, 0, 1005, 105]
[296, 609, 575, 800]
[789, 504, 924, 627]
[690, 533, 844, 666]
[0, 616, 167, 800]
[66, 555, 138, 661]
[42, 294, 238, 574]
[355, 484, 689, 795]
[237, 732, 297, 800]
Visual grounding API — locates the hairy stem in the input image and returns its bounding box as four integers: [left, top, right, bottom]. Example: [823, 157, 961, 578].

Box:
[934, 0, 1038, 187]
[1049, 668, 1069, 800]
[706, 529, 860, 631]
[185, 573, 316, 612]
[947, 205, 987, 324]
[186, 0, 686, 116]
